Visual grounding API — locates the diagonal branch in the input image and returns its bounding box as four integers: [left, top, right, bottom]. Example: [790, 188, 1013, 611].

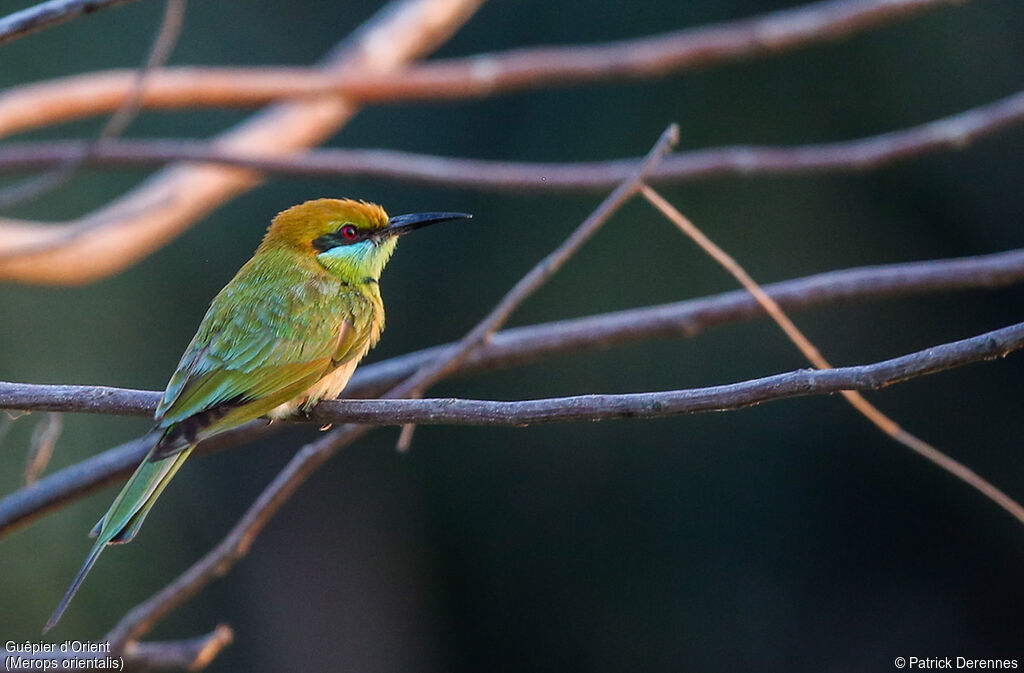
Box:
[0, 0, 486, 285]
[2, 247, 1023, 538]
[392, 123, 679, 447]
[642, 184, 1024, 526]
[2, 87, 1022, 193]
[0, 0, 964, 138]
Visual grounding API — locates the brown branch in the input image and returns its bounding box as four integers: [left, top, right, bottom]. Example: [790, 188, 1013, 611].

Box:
[0, 0, 485, 285]
[122, 624, 233, 671]
[2, 247, 1023, 538]
[0, 0, 187, 209]
[2, 321, 1022, 426]
[0, 0, 141, 45]
[0, 0, 963, 139]
[2, 87, 1021, 193]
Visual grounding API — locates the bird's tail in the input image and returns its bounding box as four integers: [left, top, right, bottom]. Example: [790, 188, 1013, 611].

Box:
[44, 437, 195, 632]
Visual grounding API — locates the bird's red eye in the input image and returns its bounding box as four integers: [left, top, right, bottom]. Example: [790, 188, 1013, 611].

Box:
[341, 224, 358, 240]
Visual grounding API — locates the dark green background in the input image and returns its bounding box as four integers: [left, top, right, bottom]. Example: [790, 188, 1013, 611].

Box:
[1, 1, 1023, 670]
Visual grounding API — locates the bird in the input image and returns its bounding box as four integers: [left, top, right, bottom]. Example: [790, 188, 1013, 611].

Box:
[45, 198, 471, 631]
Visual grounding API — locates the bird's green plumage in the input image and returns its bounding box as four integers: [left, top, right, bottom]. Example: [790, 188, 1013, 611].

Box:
[155, 246, 381, 437]
[48, 199, 470, 630]
[46, 198, 422, 632]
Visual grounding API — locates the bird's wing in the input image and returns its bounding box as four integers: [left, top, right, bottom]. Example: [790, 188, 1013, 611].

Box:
[154, 277, 374, 442]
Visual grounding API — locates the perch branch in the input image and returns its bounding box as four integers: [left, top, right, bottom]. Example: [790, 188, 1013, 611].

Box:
[0, 0, 141, 45]
[0, 0, 486, 285]
[2, 321, 1023, 425]
[0, 0, 964, 137]
[1, 88, 1021, 192]
[2, 246, 1023, 537]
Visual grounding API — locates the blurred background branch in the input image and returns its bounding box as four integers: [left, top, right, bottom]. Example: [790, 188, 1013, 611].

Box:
[0, 0, 970, 284]
[0, 0, 486, 285]
[0, 0, 186, 209]
[0, 0, 962, 136]
[0, 88, 1022, 193]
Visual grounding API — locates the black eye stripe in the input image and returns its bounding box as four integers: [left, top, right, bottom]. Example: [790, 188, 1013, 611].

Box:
[312, 225, 369, 252]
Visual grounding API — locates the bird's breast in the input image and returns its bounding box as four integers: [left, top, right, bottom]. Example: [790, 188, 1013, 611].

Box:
[266, 353, 365, 420]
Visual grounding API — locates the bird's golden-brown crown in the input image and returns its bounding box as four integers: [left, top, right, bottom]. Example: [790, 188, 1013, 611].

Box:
[260, 198, 390, 251]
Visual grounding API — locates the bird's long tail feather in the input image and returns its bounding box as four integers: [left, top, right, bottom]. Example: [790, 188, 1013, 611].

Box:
[44, 534, 106, 634]
[44, 440, 194, 632]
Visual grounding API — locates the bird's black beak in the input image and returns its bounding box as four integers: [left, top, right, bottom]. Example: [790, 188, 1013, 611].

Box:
[384, 211, 472, 238]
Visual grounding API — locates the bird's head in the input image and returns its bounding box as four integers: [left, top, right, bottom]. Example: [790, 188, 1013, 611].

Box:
[259, 198, 471, 282]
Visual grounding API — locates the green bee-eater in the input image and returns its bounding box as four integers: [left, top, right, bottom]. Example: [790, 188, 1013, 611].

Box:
[46, 198, 471, 631]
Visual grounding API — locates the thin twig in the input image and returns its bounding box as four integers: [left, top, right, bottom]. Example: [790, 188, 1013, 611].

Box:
[0, 414, 15, 448]
[1, 321, 1022, 425]
[393, 123, 680, 448]
[123, 623, 233, 671]
[3, 247, 1023, 538]
[24, 412, 61, 485]
[0, 0, 486, 285]
[0, 0, 141, 45]
[1, 87, 1020, 194]
[641, 184, 1024, 526]
[0, 0, 964, 134]
[0, 0, 186, 210]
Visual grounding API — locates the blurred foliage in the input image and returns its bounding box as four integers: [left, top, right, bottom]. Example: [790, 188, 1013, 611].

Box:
[1, 0, 1023, 671]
